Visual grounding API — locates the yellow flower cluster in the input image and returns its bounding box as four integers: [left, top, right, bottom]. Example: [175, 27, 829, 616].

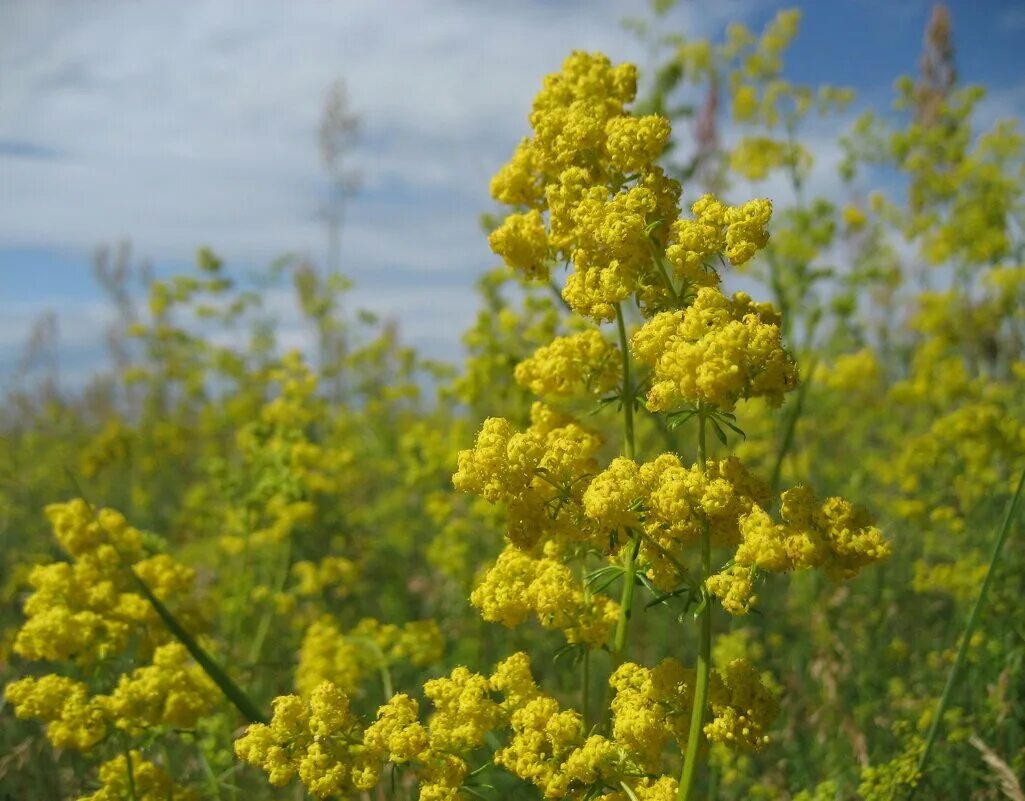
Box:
[666, 195, 773, 286]
[470, 545, 619, 646]
[488, 51, 683, 320]
[560, 180, 678, 320]
[514, 330, 620, 397]
[365, 695, 479, 801]
[7, 642, 219, 750]
[367, 655, 579, 800]
[706, 565, 760, 616]
[14, 500, 202, 665]
[526, 51, 639, 179]
[296, 616, 443, 696]
[452, 403, 601, 549]
[704, 658, 779, 750]
[584, 454, 769, 590]
[857, 734, 924, 801]
[488, 650, 542, 712]
[234, 681, 377, 798]
[423, 667, 503, 751]
[5, 674, 107, 750]
[103, 642, 219, 733]
[610, 659, 694, 769]
[488, 210, 549, 279]
[708, 486, 891, 614]
[496, 696, 624, 798]
[632, 287, 796, 412]
[78, 752, 197, 801]
[611, 657, 778, 758]
[744, 487, 890, 578]
[582, 456, 648, 533]
[604, 114, 672, 174]
[237, 654, 545, 801]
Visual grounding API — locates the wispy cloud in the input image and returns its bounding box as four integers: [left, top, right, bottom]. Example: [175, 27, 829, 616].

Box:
[0, 0, 752, 385]
[0, 0, 743, 266]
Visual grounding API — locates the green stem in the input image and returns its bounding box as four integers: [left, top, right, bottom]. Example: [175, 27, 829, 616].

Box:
[130, 567, 268, 723]
[612, 534, 642, 662]
[603, 304, 641, 728]
[582, 649, 591, 733]
[548, 280, 572, 313]
[123, 740, 138, 801]
[612, 305, 638, 658]
[767, 253, 792, 343]
[908, 463, 1025, 798]
[197, 746, 224, 801]
[379, 662, 395, 701]
[647, 239, 680, 306]
[65, 469, 268, 724]
[770, 355, 817, 495]
[247, 536, 293, 665]
[615, 304, 636, 461]
[679, 414, 711, 801]
[581, 559, 592, 732]
[636, 528, 692, 584]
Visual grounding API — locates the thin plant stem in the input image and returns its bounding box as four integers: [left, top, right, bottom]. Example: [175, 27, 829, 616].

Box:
[636, 528, 692, 583]
[612, 305, 639, 662]
[548, 277, 572, 313]
[679, 413, 711, 801]
[124, 740, 139, 801]
[130, 567, 269, 724]
[615, 304, 636, 460]
[612, 534, 642, 664]
[582, 648, 591, 733]
[65, 468, 268, 724]
[581, 559, 592, 732]
[646, 238, 680, 306]
[247, 536, 294, 665]
[603, 303, 641, 728]
[908, 463, 1025, 798]
[197, 746, 224, 800]
[770, 355, 817, 495]
[350, 636, 395, 702]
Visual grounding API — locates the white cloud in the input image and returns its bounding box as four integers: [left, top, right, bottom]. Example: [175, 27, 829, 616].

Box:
[0, 0, 744, 264]
[0, 0, 760, 381]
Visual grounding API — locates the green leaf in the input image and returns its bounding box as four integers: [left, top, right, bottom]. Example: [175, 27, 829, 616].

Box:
[667, 410, 697, 430]
[585, 565, 622, 587]
[710, 418, 729, 446]
[553, 643, 584, 666]
[592, 572, 626, 595]
[719, 418, 747, 440]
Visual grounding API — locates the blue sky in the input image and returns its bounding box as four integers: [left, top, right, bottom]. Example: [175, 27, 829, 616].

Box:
[2, 0, 1023, 390]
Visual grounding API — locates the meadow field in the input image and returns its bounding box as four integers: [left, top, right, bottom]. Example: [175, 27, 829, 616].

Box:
[2, 3, 1024, 800]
